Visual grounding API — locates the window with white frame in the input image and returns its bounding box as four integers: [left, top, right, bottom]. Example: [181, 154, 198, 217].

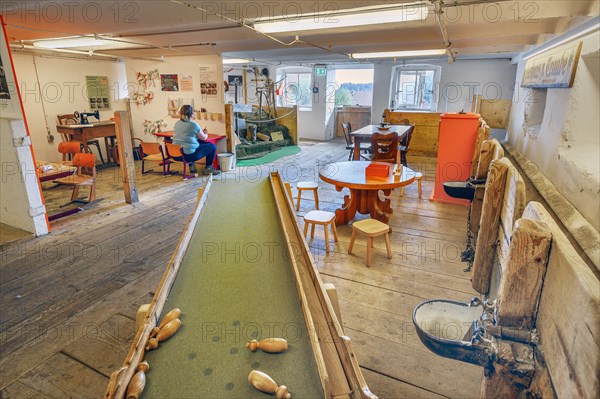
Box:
[390, 65, 441, 112]
[276, 71, 312, 110]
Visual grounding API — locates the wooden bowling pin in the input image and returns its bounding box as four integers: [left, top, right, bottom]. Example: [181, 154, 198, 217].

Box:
[126, 370, 146, 399]
[247, 338, 288, 353]
[248, 370, 291, 399]
[151, 308, 181, 338]
[146, 318, 181, 351]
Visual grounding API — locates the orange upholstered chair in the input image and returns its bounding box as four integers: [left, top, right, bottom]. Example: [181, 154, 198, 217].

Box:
[135, 139, 169, 175]
[164, 143, 196, 179]
[57, 141, 81, 162]
[53, 153, 97, 204]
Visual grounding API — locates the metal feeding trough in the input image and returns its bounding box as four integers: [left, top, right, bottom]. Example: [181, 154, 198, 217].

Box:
[412, 298, 494, 368]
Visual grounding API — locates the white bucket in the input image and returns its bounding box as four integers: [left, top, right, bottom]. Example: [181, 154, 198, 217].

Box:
[217, 153, 235, 171]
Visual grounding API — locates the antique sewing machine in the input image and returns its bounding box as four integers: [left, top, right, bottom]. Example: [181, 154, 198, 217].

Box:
[73, 110, 100, 125]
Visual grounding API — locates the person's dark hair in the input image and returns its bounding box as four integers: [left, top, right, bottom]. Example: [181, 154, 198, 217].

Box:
[179, 105, 194, 121]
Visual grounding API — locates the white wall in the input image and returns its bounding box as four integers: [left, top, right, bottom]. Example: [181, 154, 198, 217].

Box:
[372, 58, 518, 120]
[12, 54, 128, 162]
[1, 27, 48, 236]
[125, 56, 225, 140]
[507, 31, 600, 231]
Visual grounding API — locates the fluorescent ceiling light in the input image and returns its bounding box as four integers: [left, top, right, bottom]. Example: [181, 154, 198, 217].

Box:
[223, 58, 253, 64]
[254, 2, 428, 33]
[33, 36, 116, 49]
[352, 49, 447, 59]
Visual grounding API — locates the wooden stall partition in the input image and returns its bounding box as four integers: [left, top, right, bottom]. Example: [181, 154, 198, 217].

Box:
[472, 158, 526, 295]
[470, 139, 505, 237]
[335, 106, 372, 138]
[523, 202, 599, 399]
[383, 109, 441, 156]
[114, 111, 138, 204]
[471, 122, 491, 177]
[272, 106, 299, 144]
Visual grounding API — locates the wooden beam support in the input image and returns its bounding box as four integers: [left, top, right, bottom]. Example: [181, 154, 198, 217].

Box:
[496, 218, 552, 329]
[224, 103, 235, 153]
[480, 340, 536, 399]
[114, 111, 138, 204]
[472, 159, 509, 294]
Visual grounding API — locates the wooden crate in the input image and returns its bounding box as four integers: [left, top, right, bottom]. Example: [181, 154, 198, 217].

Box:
[335, 106, 372, 138]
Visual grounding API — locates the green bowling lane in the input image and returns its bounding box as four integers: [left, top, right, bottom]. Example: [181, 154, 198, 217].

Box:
[142, 177, 324, 399]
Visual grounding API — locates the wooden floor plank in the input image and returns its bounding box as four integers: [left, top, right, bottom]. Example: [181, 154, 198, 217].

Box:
[61, 314, 135, 378]
[8, 352, 107, 399]
[361, 368, 448, 399]
[0, 139, 483, 398]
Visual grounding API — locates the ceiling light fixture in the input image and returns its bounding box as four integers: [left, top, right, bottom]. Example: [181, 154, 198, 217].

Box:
[222, 58, 253, 64]
[33, 36, 116, 49]
[352, 49, 447, 59]
[253, 2, 428, 33]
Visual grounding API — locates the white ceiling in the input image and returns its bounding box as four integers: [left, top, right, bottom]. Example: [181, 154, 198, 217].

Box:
[3, 0, 598, 64]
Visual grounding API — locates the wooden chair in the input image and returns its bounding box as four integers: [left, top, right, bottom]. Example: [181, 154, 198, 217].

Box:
[296, 181, 319, 211]
[399, 124, 416, 166]
[303, 210, 338, 253]
[370, 132, 399, 164]
[56, 114, 106, 164]
[342, 122, 370, 161]
[134, 139, 170, 176]
[164, 143, 198, 179]
[348, 218, 392, 267]
[57, 141, 80, 162]
[53, 153, 97, 204]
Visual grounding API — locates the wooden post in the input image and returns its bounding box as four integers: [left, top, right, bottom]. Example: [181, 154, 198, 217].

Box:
[472, 159, 509, 293]
[224, 103, 235, 153]
[496, 218, 552, 329]
[480, 340, 536, 399]
[470, 123, 490, 177]
[470, 140, 505, 236]
[114, 110, 138, 204]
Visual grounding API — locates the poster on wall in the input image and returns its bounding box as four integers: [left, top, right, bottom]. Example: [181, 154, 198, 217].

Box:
[199, 65, 218, 97]
[521, 41, 583, 88]
[180, 75, 193, 91]
[161, 74, 179, 91]
[0, 55, 10, 99]
[227, 75, 243, 87]
[86, 75, 110, 110]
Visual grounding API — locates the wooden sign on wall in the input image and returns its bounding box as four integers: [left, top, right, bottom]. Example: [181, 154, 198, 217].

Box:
[521, 41, 582, 88]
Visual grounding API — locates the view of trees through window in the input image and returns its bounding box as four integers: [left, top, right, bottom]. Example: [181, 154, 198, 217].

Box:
[277, 72, 312, 109]
[392, 67, 438, 111]
[334, 69, 374, 107]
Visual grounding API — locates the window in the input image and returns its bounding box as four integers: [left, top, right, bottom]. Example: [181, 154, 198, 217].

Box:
[390, 65, 441, 112]
[277, 72, 312, 110]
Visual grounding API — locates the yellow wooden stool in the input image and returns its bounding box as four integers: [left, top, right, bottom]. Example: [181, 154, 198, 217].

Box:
[303, 210, 338, 253]
[348, 218, 392, 267]
[296, 181, 319, 211]
[400, 172, 423, 199]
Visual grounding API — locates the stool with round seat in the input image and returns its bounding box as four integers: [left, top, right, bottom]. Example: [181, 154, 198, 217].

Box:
[296, 181, 319, 211]
[348, 218, 392, 267]
[400, 171, 423, 199]
[303, 210, 338, 253]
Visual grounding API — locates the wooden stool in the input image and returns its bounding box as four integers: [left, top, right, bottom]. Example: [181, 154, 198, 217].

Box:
[400, 172, 423, 199]
[348, 219, 392, 267]
[296, 182, 319, 211]
[303, 210, 338, 253]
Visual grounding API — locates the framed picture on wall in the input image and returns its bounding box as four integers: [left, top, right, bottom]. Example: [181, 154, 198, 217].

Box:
[0, 55, 10, 99]
[161, 74, 179, 91]
[86, 76, 110, 110]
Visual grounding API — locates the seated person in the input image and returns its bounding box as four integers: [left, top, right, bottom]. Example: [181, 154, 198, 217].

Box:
[173, 105, 220, 175]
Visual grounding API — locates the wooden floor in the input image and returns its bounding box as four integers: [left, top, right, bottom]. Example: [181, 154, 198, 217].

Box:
[0, 139, 482, 398]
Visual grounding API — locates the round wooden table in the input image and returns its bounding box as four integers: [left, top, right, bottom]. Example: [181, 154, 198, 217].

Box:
[319, 161, 416, 225]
